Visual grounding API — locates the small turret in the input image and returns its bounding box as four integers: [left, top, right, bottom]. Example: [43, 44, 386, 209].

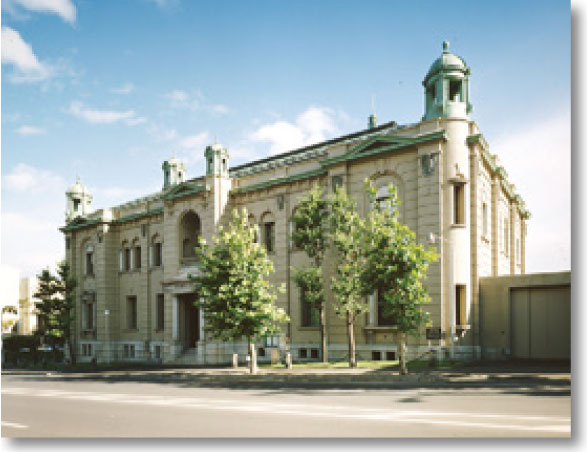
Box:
[205, 141, 229, 177]
[66, 176, 92, 221]
[162, 154, 186, 189]
[422, 41, 472, 120]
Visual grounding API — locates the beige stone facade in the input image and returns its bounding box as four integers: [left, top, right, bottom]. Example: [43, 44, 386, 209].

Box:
[61, 44, 530, 364]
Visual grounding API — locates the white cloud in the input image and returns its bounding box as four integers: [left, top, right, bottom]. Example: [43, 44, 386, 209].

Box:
[250, 106, 341, 155]
[111, 83, 135, 94]
[68, 101, 146, 126]
[144, 0, 180, 10]
[3, 163, 65, 193]
[2, 0, 76, 24]
[1, 211, 64, 277]
[146, 123, 177, 141]
[164, 89, 199, 111]
[1, 26, 50, 83]
[15, 125, 46, 135]
[492, 110, 571, 272]
[207, 104, 230, 115]
[179, 132, 210, 150]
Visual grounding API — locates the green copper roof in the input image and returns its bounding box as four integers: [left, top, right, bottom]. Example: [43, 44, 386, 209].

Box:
[423, 41, 470, 85]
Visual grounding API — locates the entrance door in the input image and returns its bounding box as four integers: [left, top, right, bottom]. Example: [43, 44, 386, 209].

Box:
[178, 293, 199, 349]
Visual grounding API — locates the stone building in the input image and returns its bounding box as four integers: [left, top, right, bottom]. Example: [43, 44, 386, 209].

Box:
[61, 43, 530, 364]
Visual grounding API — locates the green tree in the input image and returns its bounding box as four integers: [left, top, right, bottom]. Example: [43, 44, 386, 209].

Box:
[361, 181, 438, 374]
[56, 261, 78, 364]
[34, 268, 62, 361]
[291, 183, 330, 362]
[34, 261, 78, 363]
[329, 186, 369, 368]
[191, 208, 289, 374]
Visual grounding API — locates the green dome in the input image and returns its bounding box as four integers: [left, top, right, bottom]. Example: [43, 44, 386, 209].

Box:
[423, 41, 470, 85]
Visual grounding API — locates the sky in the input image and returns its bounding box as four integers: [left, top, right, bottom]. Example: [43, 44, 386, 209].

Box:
[0, 0, 571, 278]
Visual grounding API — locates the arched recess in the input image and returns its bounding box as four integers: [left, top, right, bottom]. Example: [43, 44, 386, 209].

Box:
[80, 238, 94, 276]
[179, 210, 201, 263]
[150, 233, 163, 267]
[367, 170, 406, 219]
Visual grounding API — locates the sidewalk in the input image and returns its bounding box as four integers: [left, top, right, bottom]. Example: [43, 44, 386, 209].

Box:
[2, 364, 571, 391]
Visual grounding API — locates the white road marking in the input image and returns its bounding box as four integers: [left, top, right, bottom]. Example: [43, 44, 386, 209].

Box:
[1, 421, 28, 429]
[2, 387, 570, 434]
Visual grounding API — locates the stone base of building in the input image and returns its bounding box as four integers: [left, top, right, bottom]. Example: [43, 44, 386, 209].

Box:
[77, 340, 483, 365]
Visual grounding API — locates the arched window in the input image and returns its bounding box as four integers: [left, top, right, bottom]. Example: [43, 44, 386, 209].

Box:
[261, 211, 275, 254]
[84, 243, 94, 276]
[180, 211, 201, 262]
[120, 240, 131, 272]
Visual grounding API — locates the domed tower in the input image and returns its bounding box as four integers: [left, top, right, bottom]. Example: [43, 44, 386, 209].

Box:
[162, 155, 186, 189]
[422, 41, 472, 121]
[65, 176, 92, 221]
[423, 42, 473, 358]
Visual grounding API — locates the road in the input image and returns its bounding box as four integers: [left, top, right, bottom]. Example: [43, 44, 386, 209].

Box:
[1, 372, 570, 438]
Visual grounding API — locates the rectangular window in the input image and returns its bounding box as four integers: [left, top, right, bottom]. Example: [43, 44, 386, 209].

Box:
[85, 301, 94, 330]
[453, 184, 465, 225]
[134, 246, 141, 269]
[86, 252, 94, 276]
[449, 80, 462, 101]
[310, 348, 319, 359]
[456, 285, 466, 326]
[123, 344, 135, 359]
[152, 243, 162, 267]
[301, 288, 320, 327]
[124, 248, 131, 271]
[372, 351, 382, 361]
[482, 202, 488, 237]
[299, 348, 308, 359]
[66, 237, 71, 250]
[377, 288, 396, 326]
[154, 345, 161, 360]
[127, 296, 137, 330]
[385, 351, 396, 361]
[264, 222, 275, 253]
[156, 294, 164, 331]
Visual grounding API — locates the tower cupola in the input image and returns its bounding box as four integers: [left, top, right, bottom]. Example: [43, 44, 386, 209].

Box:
[65, 176, 92, 221]
[162, 154, 186, 189]
[422, 41, 472, 120]
[205, 141, 229, 177]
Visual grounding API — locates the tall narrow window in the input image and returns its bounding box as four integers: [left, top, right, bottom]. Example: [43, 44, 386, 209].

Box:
[449, 80, 462, 101]
[151, 242, 162, 267]
[455, 285, 466, 326]
[124, 248, 131, 271]
[127, 296, 137, 330]
[83, 293, 95, 330]
[377, 288, 396, 326]
[482, 202, 488, 237]
[454, 184, 465, 225]
[85, 251, 94, 276]
[300, 288, 320, 327]
[134, 245, 141, 269]
[156, 294, 164, 331]
[264, 222, 275, 253]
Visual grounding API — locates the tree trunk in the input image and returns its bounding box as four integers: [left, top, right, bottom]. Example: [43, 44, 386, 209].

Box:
[248, 341, 257, 374]
[347, 312, 356, 368]
[320, 304, 328, 363]
[399, 332, 408, 375]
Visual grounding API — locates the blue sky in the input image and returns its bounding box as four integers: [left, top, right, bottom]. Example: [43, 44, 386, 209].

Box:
[1, 0, 570, 277]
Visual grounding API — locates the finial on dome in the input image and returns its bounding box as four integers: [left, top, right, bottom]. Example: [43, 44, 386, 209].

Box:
[443, 41, 450, 53]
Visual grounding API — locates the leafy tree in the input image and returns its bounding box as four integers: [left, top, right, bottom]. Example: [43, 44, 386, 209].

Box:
[2, 305, 18, 315]
[361, 181, 438, 374]
[56, 261, 78, 364]
[329, 186, 369, 368]
[34, 268, 62, 361]
[291, 183, 330, 362]
[191, 208, 289, 374]
[33, 261, 78, 363]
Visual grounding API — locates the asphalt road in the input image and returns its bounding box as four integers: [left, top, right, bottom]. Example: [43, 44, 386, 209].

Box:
[1, 372, 570, 438]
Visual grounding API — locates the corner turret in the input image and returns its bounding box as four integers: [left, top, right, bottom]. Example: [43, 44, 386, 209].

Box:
[65, 176, 92, 221]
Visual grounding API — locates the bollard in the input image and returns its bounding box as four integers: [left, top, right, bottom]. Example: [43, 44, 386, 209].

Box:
[285, 352, 292, 369]
[232, 353, 238, 369]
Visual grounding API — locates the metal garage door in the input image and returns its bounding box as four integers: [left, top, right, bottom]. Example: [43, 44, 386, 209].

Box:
[510, 285, 571, 359]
